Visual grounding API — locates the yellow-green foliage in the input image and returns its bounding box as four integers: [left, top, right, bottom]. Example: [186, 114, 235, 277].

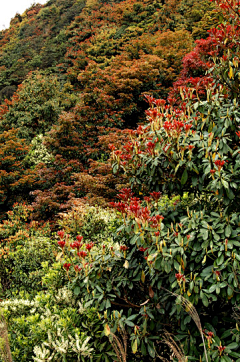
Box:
[57, 202, 120, 243]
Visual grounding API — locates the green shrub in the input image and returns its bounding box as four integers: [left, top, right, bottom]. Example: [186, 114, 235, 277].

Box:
[57, 202, 120, 243]
[56, 1, 240, 358]
[1, 283, 115, 361]
[0, 203, 54, 298]
[25, 134, 54, 167]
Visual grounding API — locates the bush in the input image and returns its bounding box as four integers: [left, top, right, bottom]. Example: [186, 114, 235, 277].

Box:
[57, 0, 240, 359]
[0, 204, 125, 361]
[1, 265, 115, 361]
[1, 288, 93, 361]
[57, 201, 120, 242]
[0, 203, 54, 298]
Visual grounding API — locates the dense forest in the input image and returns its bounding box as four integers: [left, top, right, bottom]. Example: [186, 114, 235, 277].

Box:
[0, 0, 240, 360]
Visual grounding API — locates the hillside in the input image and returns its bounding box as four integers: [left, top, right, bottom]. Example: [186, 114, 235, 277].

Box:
[0, 0, 219, 217]
[2, 0, 240, 361]
[0, 0, 217, 98]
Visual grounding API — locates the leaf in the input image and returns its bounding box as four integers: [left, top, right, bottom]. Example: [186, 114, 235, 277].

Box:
[154, 257, 161, 270]
[74, 286, 80, 296]
[192, 175, 198, 186]
[56, 252, 63, 261]
[220, 281, 227, 288]
[222, 179, 229, 190]
[193, 101, 199, 110]
[229, 66, 234, 79]
[227, 342, 239, 349]
[229, 352, 240, 358]
[141, 341, 147, 356]
[213, 231, 220, 241]
[222, 356, 233, 362]
[175, 163, 180, 174]
[123, 260, 129, 269]
[217, 254, 224, 265]
[96, 285, 103, 293]
[112, 164, 118, 174]
[201, 221, 209, 228]
[209, 284, 216, 293]
[227, 286, 233, 297]
[221, 355, 232, 362]
[127, 314, 138, 321]
[181, 169, 188, 185]
[202, 294, 209, 307]
[141, 270, 145, 283]
[105, 299, 111, 309]
[201, 265, 214, 277]
[225, 225, 232, 238]
[148, 253, 157, 261]
[147, 344, 156, 358]
[149, 286, 154, 298]
[130, 235, 138, 245]
[201, 228, 209, 241]
[125, 320, 135, 327]
[226, 188, 235, 200]
[132, 339, 138, 354]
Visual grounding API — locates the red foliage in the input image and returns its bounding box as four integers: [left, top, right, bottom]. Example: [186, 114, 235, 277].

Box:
[0, 129, 37, 213]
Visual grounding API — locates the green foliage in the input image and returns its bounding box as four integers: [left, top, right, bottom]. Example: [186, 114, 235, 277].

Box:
[25, 134, 54, 167]
[0, 255, 116, 360]
[0, 203, 124, 361]
[0, 203, 54, 298]
[113, 88, 240, 211]
[97, 1, 240, 359]
[0, 71, 77, 141]
[1, 288, 95, 361]
[0, 0, 236, 361]
[54, 191, 240, 360]
[0, 204, 125, 360]
[57, 202, 121, 242]
[0, 0, 86, 89]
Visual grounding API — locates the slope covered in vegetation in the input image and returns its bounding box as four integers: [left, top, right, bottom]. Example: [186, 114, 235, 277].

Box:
[0, 0, 218, 217]
[2, 0, 240, 361]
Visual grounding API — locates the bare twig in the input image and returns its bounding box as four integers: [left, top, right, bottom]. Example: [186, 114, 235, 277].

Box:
[232, 305, 240, 323]
[161, 330, 187, 362]
[161, 288, 208, 362]
[0, 311, 12, 362]
[108, 327, 128, 362]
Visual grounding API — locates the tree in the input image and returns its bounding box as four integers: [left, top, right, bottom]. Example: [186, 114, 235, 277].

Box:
[0, 71, 77, 141]
[0, 128, 36, 213]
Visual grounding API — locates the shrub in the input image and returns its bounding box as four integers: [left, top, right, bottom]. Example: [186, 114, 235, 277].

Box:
[57, 0, 240, 359]
[57, 201, 120, 242]
[25, 134, 54, 167]
[0, 203, 54, 298]
[1, 276, 115, 361]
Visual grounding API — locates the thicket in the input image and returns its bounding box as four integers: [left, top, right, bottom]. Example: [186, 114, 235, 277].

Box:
[1, 0, 240, 360]
[0, 0, 218, 217]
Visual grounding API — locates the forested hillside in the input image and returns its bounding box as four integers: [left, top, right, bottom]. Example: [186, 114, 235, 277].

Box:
[0, 0, 218, 217]
[2, 0, 240, 361]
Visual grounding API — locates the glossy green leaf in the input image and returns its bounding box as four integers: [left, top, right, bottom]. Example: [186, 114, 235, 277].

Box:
[181, 169, 188, 185]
